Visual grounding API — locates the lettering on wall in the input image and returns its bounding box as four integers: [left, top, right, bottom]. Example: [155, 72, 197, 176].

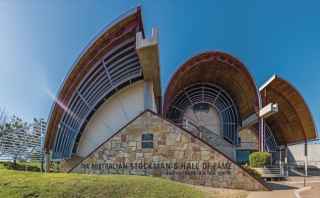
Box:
[80, 161, 232, 176]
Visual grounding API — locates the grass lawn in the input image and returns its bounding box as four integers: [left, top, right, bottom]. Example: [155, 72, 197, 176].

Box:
[0, 169, 248, 198]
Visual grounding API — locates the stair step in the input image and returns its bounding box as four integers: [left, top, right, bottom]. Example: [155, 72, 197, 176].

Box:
[253, 167, 286, 178]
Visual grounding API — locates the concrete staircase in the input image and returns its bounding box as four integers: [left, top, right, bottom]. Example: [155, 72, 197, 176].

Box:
[254, 166, 286, 179]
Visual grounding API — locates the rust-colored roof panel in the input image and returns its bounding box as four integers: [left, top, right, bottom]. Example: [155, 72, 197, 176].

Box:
[261, 75, 317, 144]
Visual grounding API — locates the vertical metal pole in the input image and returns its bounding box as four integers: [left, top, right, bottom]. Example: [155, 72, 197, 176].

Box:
[258, 119, 261, 151]
[304, 140, 308, 187]
[44, 152, 50, 173]
[40, 156, 44, 173]
[285, 145, 288, 177]
[260, 88, 267, 152]
[259, 118, 265, 152]
[279, 147, 282, 176]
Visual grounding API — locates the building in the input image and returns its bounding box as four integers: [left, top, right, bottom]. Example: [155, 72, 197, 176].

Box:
[44, 7, 317, 190]
[0, 117, 47, 162]
[30, 118, 47, 161]
[0, 126, 31, 161]
[288, 143, 320, 169]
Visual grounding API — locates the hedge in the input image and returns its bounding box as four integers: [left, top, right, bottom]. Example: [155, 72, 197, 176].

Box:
[249, 152, 271, 167]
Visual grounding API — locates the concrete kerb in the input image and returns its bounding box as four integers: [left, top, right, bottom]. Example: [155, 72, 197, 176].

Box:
[294, 186, 312, 198]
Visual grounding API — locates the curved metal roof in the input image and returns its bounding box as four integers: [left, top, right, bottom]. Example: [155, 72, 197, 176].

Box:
[164, 51, 260, 120]
[260, 75, 317, 144]
[45, 7, 144, 159]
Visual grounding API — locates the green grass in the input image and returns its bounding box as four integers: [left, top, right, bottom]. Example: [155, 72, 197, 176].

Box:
[0, 169, 209, 198]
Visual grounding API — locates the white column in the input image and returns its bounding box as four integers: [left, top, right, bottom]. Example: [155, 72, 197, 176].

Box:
[144, 81, 155, 112]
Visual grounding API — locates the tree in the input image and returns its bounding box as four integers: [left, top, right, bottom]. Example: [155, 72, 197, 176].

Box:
[0, 115, 31, 164]
[0, 108, 8, 127]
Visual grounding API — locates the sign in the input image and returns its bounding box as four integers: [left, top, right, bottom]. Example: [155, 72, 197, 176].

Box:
[80, 161, 232, 176]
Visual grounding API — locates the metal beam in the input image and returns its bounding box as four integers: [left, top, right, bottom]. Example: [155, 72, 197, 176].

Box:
[241, 103, 278, 129]
[77, 91, 91, 109]
[259, 74, 277, 91]
[184, 90, 201, 123]
[259, 103, 278, 118]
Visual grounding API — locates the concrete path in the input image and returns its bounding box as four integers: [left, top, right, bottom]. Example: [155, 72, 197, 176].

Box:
[277, 177, 320, 198]
[300, 183, 320, 198]
[248, 190, 296, 198]
[248, 177, 320, 198]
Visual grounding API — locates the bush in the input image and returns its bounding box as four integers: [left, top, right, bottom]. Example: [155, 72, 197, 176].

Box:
[249, 152, 271, 168]
[0, 161, 41, 172]
[49, 161, 60, 172]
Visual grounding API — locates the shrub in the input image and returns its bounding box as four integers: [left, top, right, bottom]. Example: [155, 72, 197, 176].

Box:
[0, 161, 41, 172]
[249, 152, 271, 168]
[49, 161, 60, 172]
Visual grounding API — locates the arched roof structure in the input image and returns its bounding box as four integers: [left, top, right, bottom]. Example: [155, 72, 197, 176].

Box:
[260, 75, 317, 144]
[44, 7, 317, 161]
[164, 51, 260, 120]
[45, 8, 145, 160]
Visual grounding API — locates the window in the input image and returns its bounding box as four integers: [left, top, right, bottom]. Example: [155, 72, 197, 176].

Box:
[236, 149, 256, 165]
[141, 133, 153, 149]
[193, 103, 210, 113]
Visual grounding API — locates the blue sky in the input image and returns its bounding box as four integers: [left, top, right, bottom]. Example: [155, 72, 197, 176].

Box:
[0, 1, 319, 134]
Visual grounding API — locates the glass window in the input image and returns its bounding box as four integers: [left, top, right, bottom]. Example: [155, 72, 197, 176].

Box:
[141, 133, 153, 149]
[236, 150, 255, 165]
[193, 103, 210, 113]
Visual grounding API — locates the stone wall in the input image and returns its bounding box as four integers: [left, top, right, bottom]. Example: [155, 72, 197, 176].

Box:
[239, 128, 258, 150]
[71, 111, 268, 191]
[197, 126, 236, 160]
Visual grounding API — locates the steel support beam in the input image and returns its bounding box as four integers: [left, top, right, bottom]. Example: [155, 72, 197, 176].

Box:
[304, 140, 308, 186]
[285, 144, 288, 177]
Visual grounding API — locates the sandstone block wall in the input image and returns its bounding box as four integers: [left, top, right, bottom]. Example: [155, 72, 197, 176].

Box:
[71, 111, 268, 191]
[238, 128, 258, 150]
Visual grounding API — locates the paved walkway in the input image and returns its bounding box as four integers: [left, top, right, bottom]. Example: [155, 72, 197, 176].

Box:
[248, 190, 295, 198]
[280, 177, 320, 198]
[248, 177, 320, 198]
[300, 182, 320, 198]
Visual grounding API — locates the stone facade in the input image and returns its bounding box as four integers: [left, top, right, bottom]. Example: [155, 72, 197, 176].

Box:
[239, 128, 258, 150]
[71, 111, 268, 191]
[194, 126, 236, 160]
